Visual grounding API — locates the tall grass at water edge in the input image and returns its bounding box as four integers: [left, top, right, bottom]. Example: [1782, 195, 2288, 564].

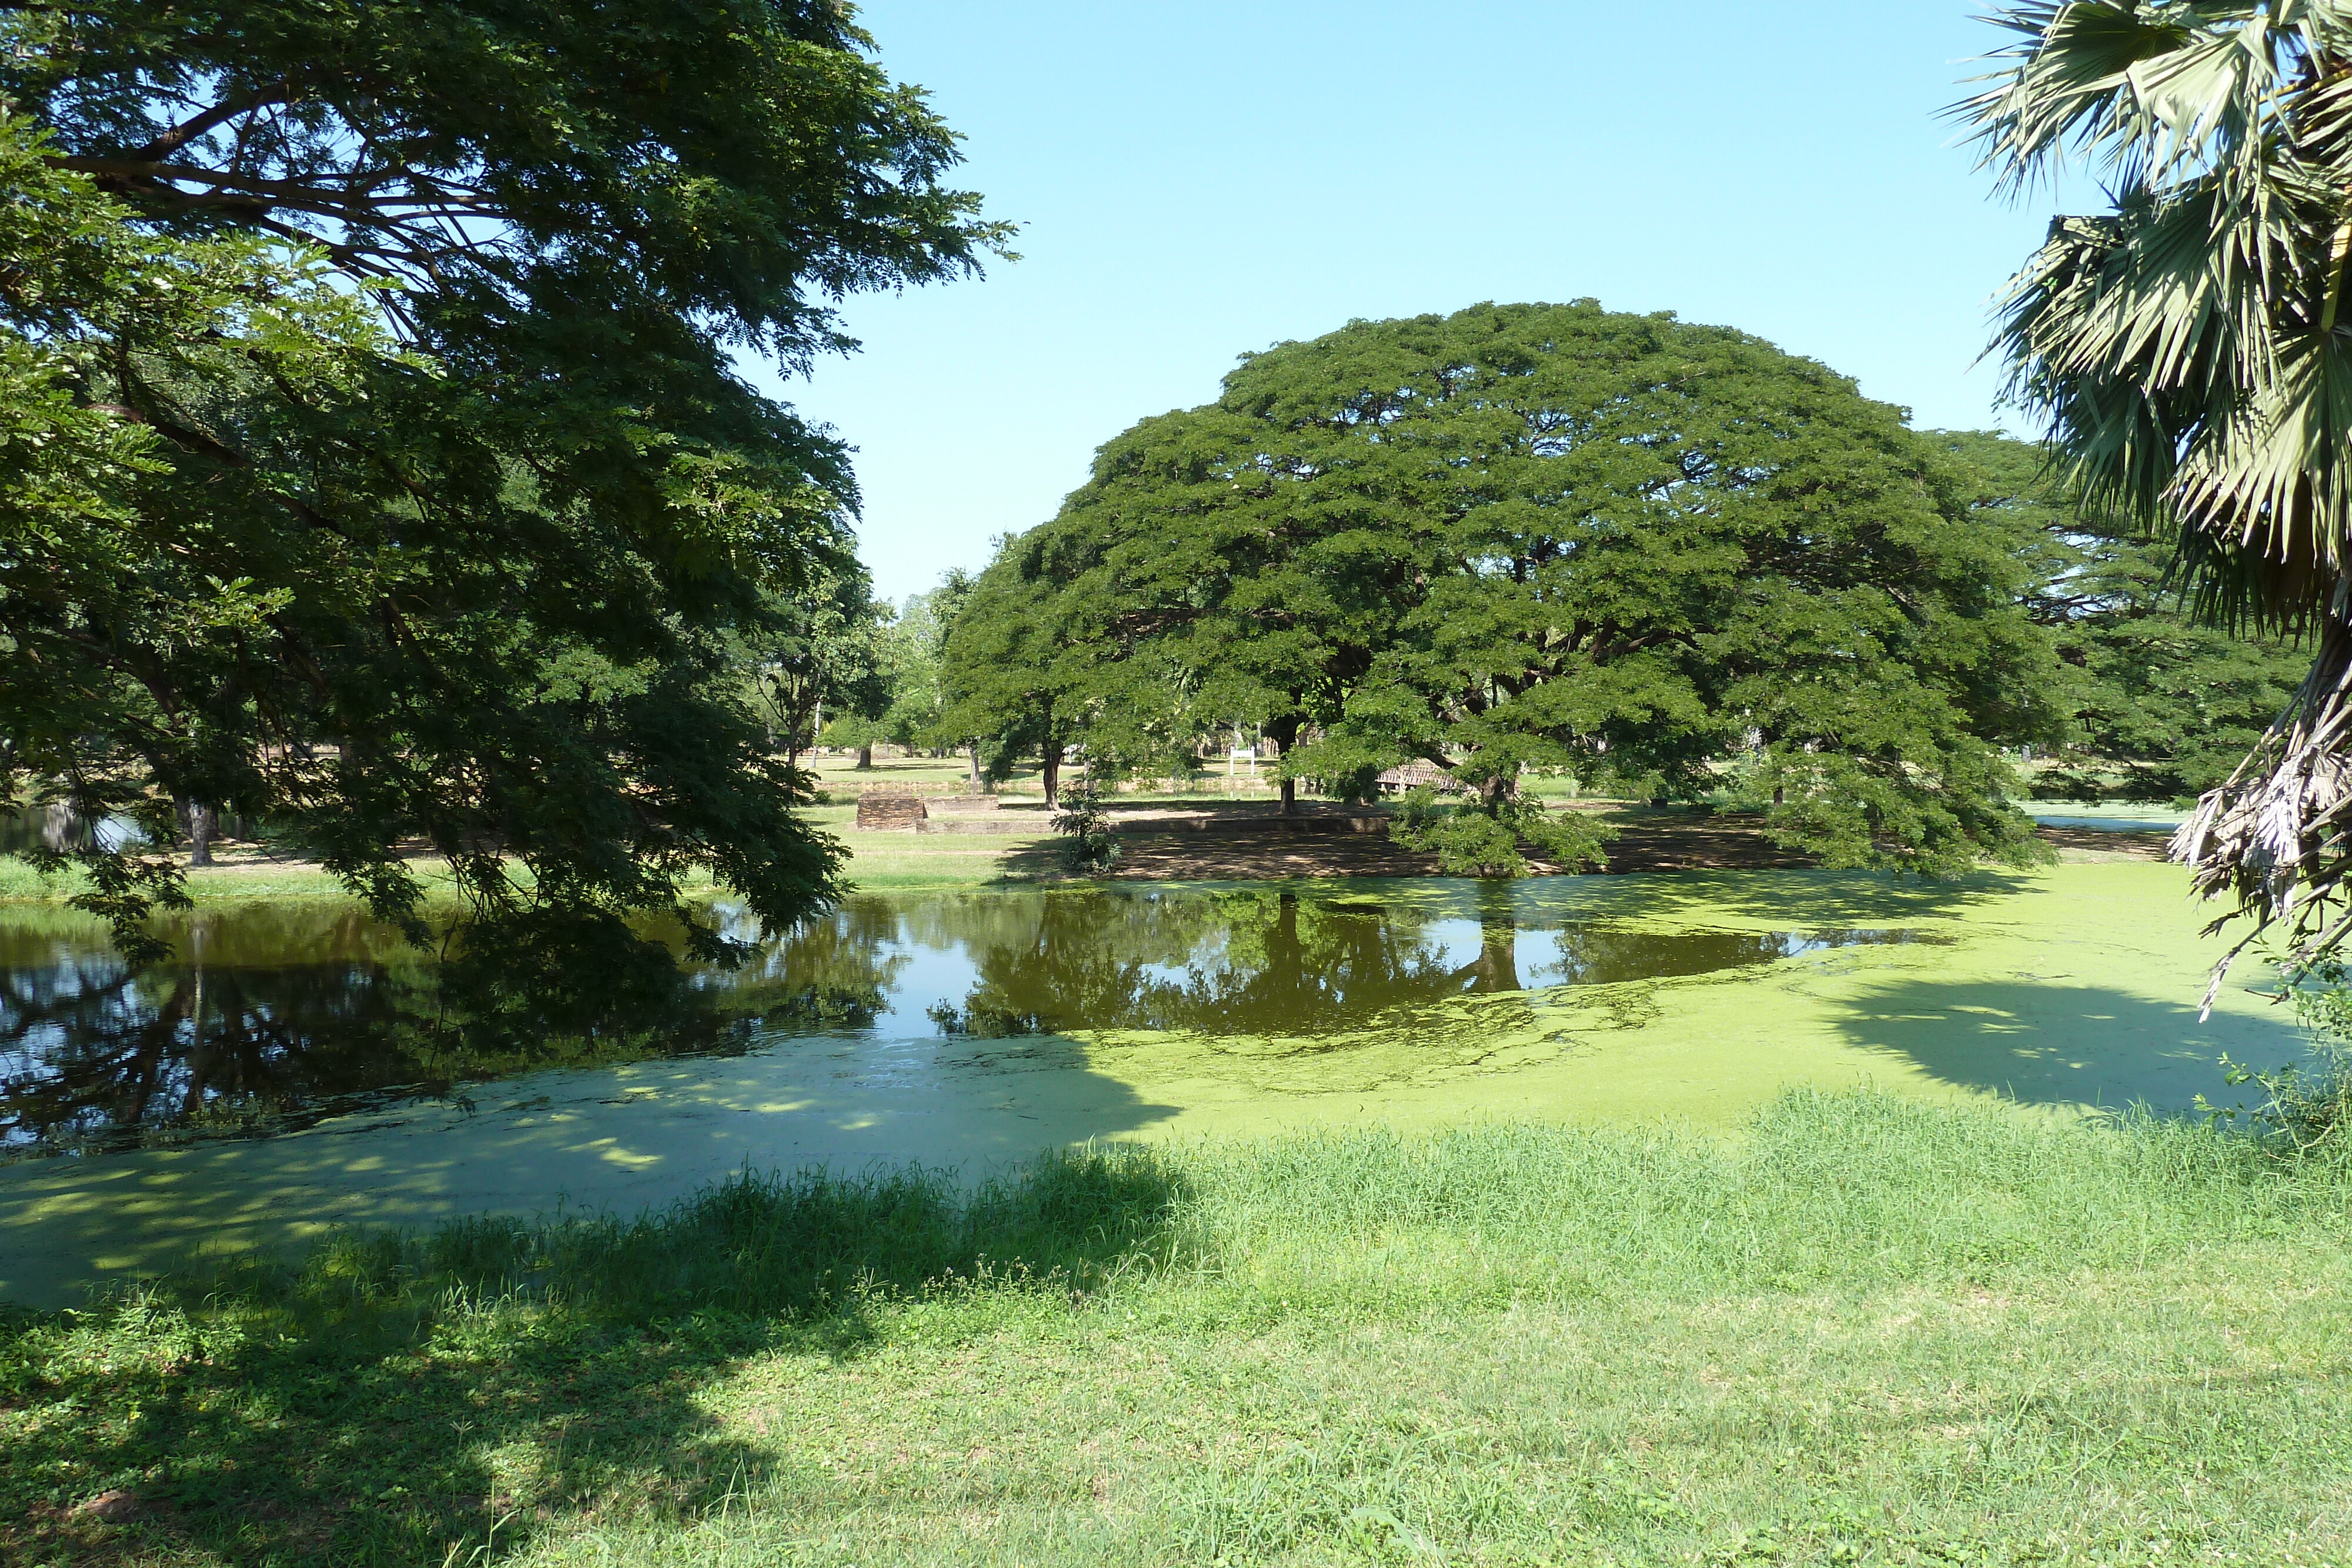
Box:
[359, 1085, 2352, 1319]
[8, 1089, 2352, 1566]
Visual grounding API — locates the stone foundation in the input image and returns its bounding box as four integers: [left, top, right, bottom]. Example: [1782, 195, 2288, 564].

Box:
[854, 795, 928, 831]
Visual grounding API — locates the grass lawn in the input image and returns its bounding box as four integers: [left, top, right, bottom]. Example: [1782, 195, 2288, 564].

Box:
[807, 753, 991, 789]
[801, 803, 1054, 888]
[0, 805, 1059, 907]
[0, 854, 415, 906]
[6, 1089, 2351, 1566]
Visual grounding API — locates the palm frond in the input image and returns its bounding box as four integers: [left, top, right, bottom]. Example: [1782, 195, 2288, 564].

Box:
[1966, 0, 2352, 976]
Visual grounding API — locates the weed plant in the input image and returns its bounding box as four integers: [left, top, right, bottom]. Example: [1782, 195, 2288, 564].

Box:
[6, 1089, 2352, 1565]
[1050, 785, 1120, 875]
[2200, 954, 2352, 1158]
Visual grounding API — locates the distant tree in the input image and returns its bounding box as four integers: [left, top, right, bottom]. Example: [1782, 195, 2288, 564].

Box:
[900, 568, 1025, 788]
[820, 711, 891, 771]
[1014, 303, 2064, 876]
[0, 1, 1008, 1006]
[739, 570, 893, 777]
[817, 602, 911, 770]
[941, 537, 1099, 805]
[1931, 432, 2310, 805]
[877, 574, 968, 755]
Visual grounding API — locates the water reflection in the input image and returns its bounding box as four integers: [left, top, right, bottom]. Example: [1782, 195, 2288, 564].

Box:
[932, 889, 1915, 1039]
[1, 887, 1922, 1159]
[3, 907, 446, 1156]
[0, 804, 143, 854]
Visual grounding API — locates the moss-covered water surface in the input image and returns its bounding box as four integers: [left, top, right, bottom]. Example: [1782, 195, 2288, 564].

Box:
[0, 861, 2304, 1304]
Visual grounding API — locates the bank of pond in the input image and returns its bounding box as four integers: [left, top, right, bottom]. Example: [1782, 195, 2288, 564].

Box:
[5, 860, 2350, 1564]
[0, 858, 2311, 1302]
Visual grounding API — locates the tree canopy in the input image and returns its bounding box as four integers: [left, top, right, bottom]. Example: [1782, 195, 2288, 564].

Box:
[0, 2, 1007, 1010]
[948, 303, 2065, 875]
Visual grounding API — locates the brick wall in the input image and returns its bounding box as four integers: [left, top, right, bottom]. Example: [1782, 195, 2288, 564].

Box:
[855, 795, 928, 831]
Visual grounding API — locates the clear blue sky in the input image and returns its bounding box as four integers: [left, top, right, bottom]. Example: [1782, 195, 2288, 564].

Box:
[768, 2, 2080, 605]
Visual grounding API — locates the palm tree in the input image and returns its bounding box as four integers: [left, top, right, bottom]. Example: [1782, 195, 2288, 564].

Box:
[1965, 1, 2352, 990]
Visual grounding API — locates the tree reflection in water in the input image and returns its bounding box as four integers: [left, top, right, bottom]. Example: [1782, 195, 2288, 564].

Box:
[0, 901, 909, 1159]
[0, 907, 432, 1156]
[928, 885, 1917, 1040]
[701, 897, 909, 1029]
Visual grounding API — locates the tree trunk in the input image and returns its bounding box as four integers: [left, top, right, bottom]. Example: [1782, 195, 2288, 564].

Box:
[180, 797, 216, 868]
[967, 742, 983, 794]
[1042, 744, 1063, 808]
[1268, 715, 1302, 815]
[782, 697, 813, 779]
[856, 745, 873, 771]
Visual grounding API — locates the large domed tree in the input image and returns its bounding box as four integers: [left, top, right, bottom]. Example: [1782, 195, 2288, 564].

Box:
[1964, 2, 2352, 984]
[977, 302, 2063, 876]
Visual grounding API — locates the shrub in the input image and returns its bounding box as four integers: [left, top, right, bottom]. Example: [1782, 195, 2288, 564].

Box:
[1051, 784, 1120, 875]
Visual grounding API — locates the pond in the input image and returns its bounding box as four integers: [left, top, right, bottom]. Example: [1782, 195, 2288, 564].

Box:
[0, 863, 2313, 1305]
[1, 887, 1926, 1161]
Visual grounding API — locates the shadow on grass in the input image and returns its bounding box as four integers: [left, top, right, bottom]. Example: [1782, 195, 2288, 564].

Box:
[0, 1146, 1187, 1566]
[996, 835, 1078, 882]
[1000, 824, 1450, 884]
[1833, 976, 2308, 1111]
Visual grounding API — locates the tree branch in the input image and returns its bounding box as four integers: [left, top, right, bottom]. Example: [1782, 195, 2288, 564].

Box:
[133, 85, 286, 162]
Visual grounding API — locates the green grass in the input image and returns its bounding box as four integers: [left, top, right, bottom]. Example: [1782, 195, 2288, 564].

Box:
[801, 804, 1055, 888]
[0, 780, 1399, 910]
[0, 855, 73, 900]
[0, 855, 474, 907]
[807, 753, 1005, 788]
[0, 814, 1042, 908]
[6, 1089, 2352, 1566]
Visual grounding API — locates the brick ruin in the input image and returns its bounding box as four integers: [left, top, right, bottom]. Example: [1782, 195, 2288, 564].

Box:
[854, 794, 929, 831]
